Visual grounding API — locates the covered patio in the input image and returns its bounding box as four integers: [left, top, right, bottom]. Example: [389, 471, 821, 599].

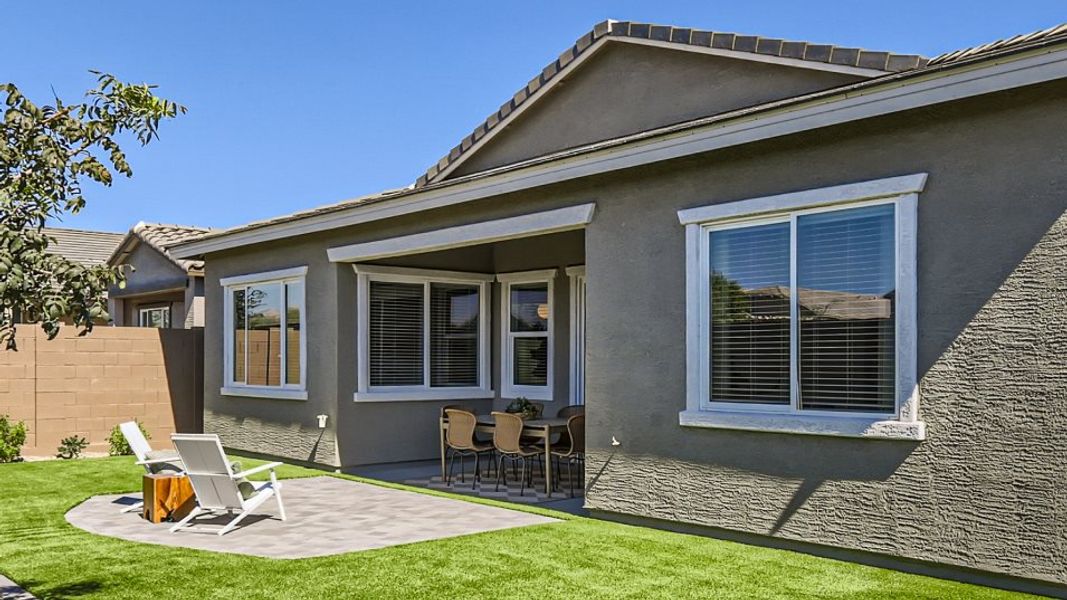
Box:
[331, 204, 590, 496]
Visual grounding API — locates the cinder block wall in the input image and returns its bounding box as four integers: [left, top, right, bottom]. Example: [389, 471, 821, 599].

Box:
[0, 327, 203, 457]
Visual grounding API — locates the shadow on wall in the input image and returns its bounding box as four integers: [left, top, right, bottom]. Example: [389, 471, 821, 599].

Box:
[158, 328, 204, 433]
[588, 431, 920, 535]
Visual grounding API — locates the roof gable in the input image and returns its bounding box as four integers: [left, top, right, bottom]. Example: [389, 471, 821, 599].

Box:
[108, 222, 213, 274]
[445, 41, 870, 179]
[417, 19, 926, 186]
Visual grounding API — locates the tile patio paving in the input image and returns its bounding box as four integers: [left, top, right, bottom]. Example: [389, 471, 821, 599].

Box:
[65, 476, 558, 559]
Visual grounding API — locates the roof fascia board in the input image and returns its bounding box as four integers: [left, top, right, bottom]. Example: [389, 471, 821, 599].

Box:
[619, 37, 890, 77]
[327, 203, 595, 263]
[170, 46, 1067, 259]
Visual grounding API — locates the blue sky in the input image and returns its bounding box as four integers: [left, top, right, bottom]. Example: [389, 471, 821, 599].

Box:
[4, 1, 1063, 233]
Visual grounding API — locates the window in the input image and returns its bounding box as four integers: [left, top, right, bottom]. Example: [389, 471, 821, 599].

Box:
[355, 265, 492, 401]
[678, 175, 925, 440]
[499, 270, 556, 400]
[221, 266, 307, 400]
[138, 306, 171, 328]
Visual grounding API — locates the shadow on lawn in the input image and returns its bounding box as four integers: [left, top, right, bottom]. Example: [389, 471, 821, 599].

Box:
[9, 579, 104, 599]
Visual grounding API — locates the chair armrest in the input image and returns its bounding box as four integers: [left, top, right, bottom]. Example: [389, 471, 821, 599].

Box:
[136, 457, 181, 466]
[232, 462, 283, 480]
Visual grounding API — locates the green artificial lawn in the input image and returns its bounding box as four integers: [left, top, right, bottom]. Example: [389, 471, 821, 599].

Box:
[0, 456, 1033, 599]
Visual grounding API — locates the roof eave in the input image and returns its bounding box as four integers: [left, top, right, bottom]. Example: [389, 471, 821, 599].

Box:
[169, 39, 1067, 260]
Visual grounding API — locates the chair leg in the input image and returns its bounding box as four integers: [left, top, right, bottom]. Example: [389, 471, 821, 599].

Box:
[446, 449, 454, 485]
[169, 506, 204, 533]
[495, 455, 505, 492]
[271, 471, 286, 521]
[473, 453, 481, 487]
[218, 509, 253, 536]
[459, 453, 465, 484]
[519, 458, 527, 497]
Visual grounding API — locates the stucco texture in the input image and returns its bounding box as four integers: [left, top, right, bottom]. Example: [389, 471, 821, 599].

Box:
[579, 80, 1067, 587]
[199, 69, 1067, 586]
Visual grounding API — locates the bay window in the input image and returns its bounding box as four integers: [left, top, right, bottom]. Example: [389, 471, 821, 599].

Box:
[355, 265, 492, 401]
[221, 266, 307, 400]
[679, 175, 926, 440]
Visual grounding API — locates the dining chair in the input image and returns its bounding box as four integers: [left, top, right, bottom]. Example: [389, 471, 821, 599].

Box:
[444, 408, 494, 487]
[491, 411, 543, 497]
[550, 414, 585, 497]
[556, 405, 584, 419]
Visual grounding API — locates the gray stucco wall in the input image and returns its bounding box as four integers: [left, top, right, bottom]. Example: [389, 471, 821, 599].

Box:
[199, 78, 1067, 585]
[448, 42, 863, 178]
[109, 242, 193, 328]
[579, 81, 1067, 586]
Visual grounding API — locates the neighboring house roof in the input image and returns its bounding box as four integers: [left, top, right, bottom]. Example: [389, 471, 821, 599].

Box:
[170, 20, 1067, 258]
[43, 227, 125, 267]
[416, 19, 930, 188]
[108, 222, 214, 274]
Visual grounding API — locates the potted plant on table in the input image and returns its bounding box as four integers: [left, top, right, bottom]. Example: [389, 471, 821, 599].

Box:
[505, 397, 540, 420]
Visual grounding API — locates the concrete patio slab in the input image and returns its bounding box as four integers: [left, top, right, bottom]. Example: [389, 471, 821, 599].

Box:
[65, 476, 558, 559]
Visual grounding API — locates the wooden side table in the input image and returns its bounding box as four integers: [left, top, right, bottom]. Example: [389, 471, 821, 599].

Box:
[143, 473, 196, 524]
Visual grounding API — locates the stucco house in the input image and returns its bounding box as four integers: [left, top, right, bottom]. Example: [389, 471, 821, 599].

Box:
[107, 222, 212, 328]
[171, 21, 1067, 595]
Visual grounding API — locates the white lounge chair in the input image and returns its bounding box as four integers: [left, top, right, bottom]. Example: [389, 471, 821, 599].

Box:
[119, 421, 183, 514]
[168, 433, 286, 536]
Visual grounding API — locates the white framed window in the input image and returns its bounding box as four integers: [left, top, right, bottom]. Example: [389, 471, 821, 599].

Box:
[678, 175, 927, 440]
[221, 266, 308, 400]
[138, 305, 171, 328]
[354, 265, 493, 402]
[499, 269, 556, 401]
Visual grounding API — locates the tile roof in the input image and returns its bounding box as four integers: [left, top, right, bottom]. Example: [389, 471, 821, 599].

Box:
[415, 19, 930, 188]
[43, 227, 125, 267]
[110, 222, 215, 273]
[928, 22, 1067, 65]
[175, 20, 1067, 252]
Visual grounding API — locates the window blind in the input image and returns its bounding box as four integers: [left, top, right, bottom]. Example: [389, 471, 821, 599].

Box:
[429, 283, 479, 387]
[708, 222, 791, 405]
[369, 281, 424, 387]
[797, 204, 895, 412]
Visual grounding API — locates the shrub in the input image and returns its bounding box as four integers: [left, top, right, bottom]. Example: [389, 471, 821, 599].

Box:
[107, 420, 149, 456]
[0, 415, 28, 463]
[56, 435, 88, 460]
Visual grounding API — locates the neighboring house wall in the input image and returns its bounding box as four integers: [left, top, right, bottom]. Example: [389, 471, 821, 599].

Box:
[448, 42, 864, 178]
[0, 327, 204, 456]
[197, 78, 1067, 587]
[109, 241, 200, 329]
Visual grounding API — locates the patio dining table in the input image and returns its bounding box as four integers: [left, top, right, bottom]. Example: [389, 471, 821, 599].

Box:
[439, 414, 570, 495]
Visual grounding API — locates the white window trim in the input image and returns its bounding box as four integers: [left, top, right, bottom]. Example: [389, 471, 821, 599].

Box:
[679, 175, 926, 440]
[138, 305, 171, 328]
[499, 269, 557, 401]
[353, 264, 493, 402]
[567, 266, 586, 406]
[221, 266, 308, 401]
